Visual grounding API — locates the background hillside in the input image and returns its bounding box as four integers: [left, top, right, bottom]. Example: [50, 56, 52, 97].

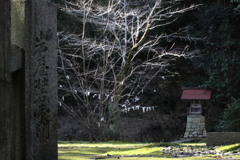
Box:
[55, 0, 240, 141]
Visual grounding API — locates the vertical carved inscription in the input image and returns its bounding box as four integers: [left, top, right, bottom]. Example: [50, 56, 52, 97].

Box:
[33, 30, 53, 141]
[25, 1, 57, 159]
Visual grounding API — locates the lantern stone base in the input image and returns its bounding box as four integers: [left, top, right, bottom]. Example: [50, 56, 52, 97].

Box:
[184, 115, 207, 138]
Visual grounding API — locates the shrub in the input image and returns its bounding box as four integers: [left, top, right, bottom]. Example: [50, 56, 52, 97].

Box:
[217, 99, 240, 131]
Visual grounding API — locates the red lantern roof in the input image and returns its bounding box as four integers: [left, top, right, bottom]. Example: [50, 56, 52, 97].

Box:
[181, 88, 212, 100]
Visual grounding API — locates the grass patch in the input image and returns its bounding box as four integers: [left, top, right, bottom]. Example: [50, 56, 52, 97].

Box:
[102, 145, 161, 157]
[58, 141, 160, 160]
[216, 143, 240, 152]
[58, 141, 150, 149]
[58, 141, 240, 160]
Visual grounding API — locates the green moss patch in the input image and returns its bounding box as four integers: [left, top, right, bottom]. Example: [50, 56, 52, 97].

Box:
[216, 143, 240, 152]
[58, 141, 240, 160]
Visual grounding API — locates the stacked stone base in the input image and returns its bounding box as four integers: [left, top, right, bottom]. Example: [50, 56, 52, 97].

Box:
[184, 115, 207, 138]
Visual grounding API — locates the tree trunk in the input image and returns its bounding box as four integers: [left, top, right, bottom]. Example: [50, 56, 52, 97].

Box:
[107, 95, 121, 140]
[88, 129, 93, 142]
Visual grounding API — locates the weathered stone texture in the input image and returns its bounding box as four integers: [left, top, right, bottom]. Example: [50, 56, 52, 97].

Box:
[11, 0, 25, 48]
[207, 132, 240, 146]
[184, 115, 206, 138]
[0, 0, 57, 160]
[25, 0, 58, 159]
[10, 45, 23, 72]
[0, 1, 12, 160]
[0, 0, 11, 81]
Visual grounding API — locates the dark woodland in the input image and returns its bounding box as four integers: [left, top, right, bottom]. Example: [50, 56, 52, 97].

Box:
[55, 0, 240, 142]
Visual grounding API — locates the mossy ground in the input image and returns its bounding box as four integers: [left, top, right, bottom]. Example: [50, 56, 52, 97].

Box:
[58, 141, 240, 160]
[216, 143, 240, 152]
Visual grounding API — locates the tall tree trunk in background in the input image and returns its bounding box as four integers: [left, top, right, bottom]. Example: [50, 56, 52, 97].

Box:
[58, 0, 199, 141]
[107, 95, 121, 139]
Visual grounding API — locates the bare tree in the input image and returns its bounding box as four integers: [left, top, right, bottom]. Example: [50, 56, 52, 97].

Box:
[58, 0, 200, 141]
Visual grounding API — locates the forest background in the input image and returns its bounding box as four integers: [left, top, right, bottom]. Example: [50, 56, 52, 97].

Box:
[53, 0, 240, 142]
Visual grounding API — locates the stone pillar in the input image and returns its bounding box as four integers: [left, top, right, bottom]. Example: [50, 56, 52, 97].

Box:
[0, 0, 57, 160]
[11, 1, 26, 159]
[24, 0, 58, 160]
[184, 115, 207, 138]
[0, 1, 12, 160]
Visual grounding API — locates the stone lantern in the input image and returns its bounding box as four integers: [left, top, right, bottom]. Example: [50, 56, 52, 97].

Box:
[181, 88, 212, 138]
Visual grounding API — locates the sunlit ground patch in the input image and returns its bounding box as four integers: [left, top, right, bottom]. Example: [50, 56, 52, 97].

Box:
[58, 141, 240, 160]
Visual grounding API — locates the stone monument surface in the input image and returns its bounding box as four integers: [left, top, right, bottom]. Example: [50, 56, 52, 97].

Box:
[0, 1, 12, 159]
[184, 115, 207, 138]
[181, 88, 211, 139]
[0, 0, 58, 160]
[25, 1, 58, 159]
